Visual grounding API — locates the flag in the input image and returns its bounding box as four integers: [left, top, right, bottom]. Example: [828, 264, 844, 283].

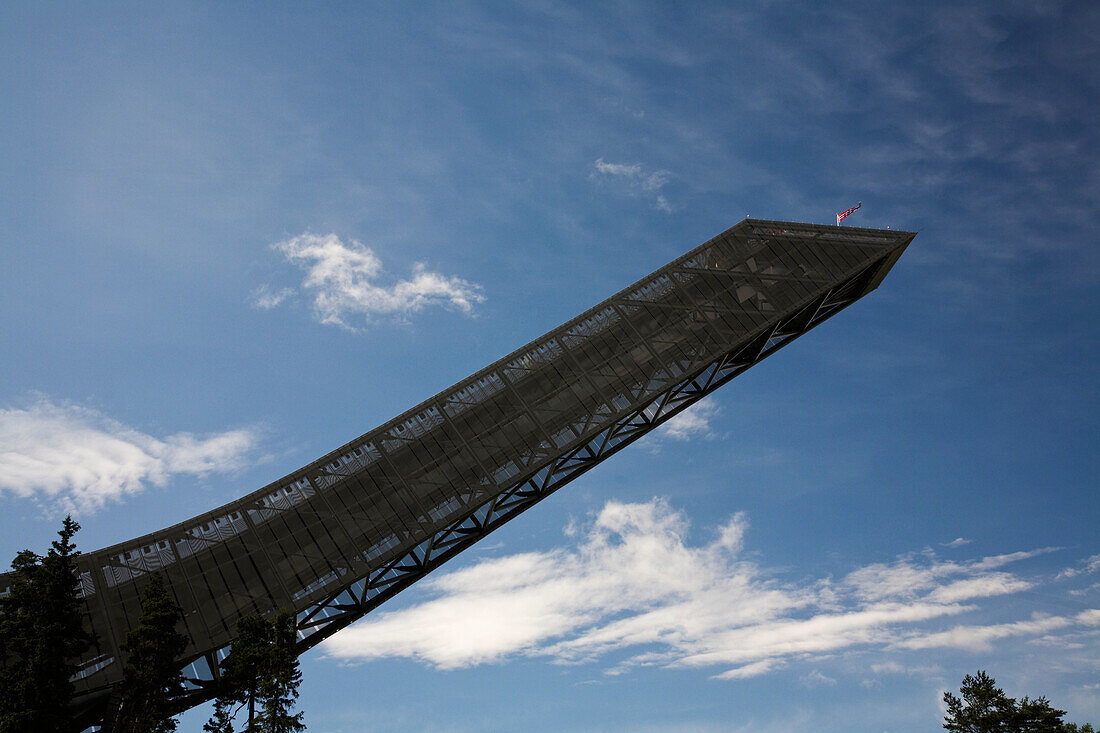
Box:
[837, 201, 862, 225]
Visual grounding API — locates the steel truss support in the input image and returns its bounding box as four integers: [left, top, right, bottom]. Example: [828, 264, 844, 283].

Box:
[168, 255, 884, 710]
[45, 220, 914, 731]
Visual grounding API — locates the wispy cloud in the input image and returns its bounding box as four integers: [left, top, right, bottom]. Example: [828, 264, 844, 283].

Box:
[1056, 554, 1100, 581]
[841, 550, 1051, 603]
[896, 614, 1076, 652]
[656, 398, 721, 442]
[323, 499, 1094, 680]
[869, 661, 943, 677]
[250, 284, 295, 310]
[942, 537, 972, 548]
[590, 158, 673, 212]
[715, 659, 780, 681]
[259, 233, 485, 330]
[0, 398, 256, 514]
[801, 669, 837, 687]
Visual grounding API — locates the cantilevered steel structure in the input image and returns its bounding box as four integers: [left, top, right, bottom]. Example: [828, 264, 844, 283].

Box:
[1, 219, 913, 726]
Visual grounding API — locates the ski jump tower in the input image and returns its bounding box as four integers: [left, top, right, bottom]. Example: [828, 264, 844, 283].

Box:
[3, 219, 914, 726]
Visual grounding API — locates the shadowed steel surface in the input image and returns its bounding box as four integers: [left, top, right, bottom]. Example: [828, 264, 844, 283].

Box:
[1, 219, 914, 724]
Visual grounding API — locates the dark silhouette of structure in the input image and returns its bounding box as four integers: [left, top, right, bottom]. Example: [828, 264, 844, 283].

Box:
[0, 219, 914, 727]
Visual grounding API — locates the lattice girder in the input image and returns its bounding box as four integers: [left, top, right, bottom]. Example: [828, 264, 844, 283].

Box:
[0, 220, 913, 729]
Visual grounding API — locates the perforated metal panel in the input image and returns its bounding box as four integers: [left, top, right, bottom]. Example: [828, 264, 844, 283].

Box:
[0, 219, 914, 725]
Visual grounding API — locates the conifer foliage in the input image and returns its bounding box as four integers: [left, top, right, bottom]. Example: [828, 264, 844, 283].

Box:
[111, 572, 191, 733]
[204, 609, 305, 733]
[261, 610, 306, 733]
[0, 516, 95, 733]
[944, 671, 1095, 732]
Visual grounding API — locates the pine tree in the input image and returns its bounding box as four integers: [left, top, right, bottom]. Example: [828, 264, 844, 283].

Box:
[1014, 695, 1070, 732]
[0, 516, 95, 733]
[204, 611, 304, 733]
[111, 572, 191, 733]
[203, 698, 238, 733]
[257, 609, 305, 733]
[944, 671, 1095, 732]
[944, 670, 1016, 732]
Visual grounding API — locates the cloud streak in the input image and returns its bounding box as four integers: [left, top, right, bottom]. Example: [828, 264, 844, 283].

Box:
[590, 158, 673, 212]
[260, 233, 485, 330]
[250, 284, 294, 310]
[323, 499, 1095, 680]
[0, 398, 256, 513]
[1056, 554, 1100, 581]
[896, 614, 1077, 652]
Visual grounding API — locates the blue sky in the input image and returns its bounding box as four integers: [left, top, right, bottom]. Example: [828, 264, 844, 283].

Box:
[1, 2, 1097, 731]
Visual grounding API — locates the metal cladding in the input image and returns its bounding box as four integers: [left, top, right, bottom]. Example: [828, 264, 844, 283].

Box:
[1, 219, 914, 722]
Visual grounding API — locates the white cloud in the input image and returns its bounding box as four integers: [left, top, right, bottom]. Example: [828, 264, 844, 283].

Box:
[1069, 582, 1100, 598]
[973, 549, 1059, 570]
[1056, 554, 1100, 580]
[714, 512, 747, 554]
[924, 574, 1032, 604]
[841, 549, 1052, 604]
[869, 661, 942, 677]
[657, 398, 721, 442]
[593, 160, 643, 178]
[250, 284, 294, 310]
[590, 158, 673, 212]
[801, 669, 837, 687]
[942, 537, 972, 548]
[322, 499, 1087, 680]
[715, 659, 780, 680]
[0, 398, 256, 513]
[261, 233, 485, 330]
[896, 614, 1077, 652]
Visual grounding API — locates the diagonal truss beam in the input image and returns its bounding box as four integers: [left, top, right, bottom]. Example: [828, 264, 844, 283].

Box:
[167, 255, 888, 709]
[26, 219, 914, 730]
